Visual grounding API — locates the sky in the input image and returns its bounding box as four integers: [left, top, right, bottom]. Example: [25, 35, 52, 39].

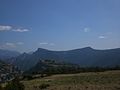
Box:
[0, 0, 120, 52]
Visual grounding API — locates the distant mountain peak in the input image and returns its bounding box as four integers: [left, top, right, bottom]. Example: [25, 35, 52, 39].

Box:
[33, 48, 50, 55]
[83, 47, 93, 50]
[69, 47, 94, 52]
[22, 52, 28, 55]
[37, 48, 49, 51]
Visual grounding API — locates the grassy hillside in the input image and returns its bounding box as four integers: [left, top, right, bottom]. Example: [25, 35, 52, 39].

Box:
[22, 70, 120, 90]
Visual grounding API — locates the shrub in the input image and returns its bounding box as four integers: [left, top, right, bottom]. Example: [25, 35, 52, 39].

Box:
[22, 75, 34, 80]
[4, 78, 24, 90]
[0, 84, 3, 90]
[39, 83, 50, 89]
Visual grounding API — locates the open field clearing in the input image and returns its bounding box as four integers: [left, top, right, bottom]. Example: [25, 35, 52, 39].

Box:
[22, 70, 120, 90]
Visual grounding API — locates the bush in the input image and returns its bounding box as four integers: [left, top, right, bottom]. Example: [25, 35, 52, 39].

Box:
[39, 83, 50, 89]
[22, 75, 34, 80]
[0, 84, 3, 90]
[4, 78, 24, 90]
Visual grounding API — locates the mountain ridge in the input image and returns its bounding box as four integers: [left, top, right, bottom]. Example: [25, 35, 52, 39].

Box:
[9, 47, 120, 71]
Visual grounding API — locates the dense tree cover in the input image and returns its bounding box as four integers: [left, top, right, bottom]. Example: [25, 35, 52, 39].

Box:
[25, 60, 120, 75]
[42, 66, 120, 75]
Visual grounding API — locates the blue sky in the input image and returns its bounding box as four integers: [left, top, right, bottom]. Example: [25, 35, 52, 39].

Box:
[0, 0, 120, 52]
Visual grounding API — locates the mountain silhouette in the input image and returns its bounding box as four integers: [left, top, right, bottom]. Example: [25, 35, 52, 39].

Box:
[11, 47, 120, 71]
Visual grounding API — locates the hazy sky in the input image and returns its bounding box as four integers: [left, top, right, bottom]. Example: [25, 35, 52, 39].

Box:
[0, 0, 120, 52]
